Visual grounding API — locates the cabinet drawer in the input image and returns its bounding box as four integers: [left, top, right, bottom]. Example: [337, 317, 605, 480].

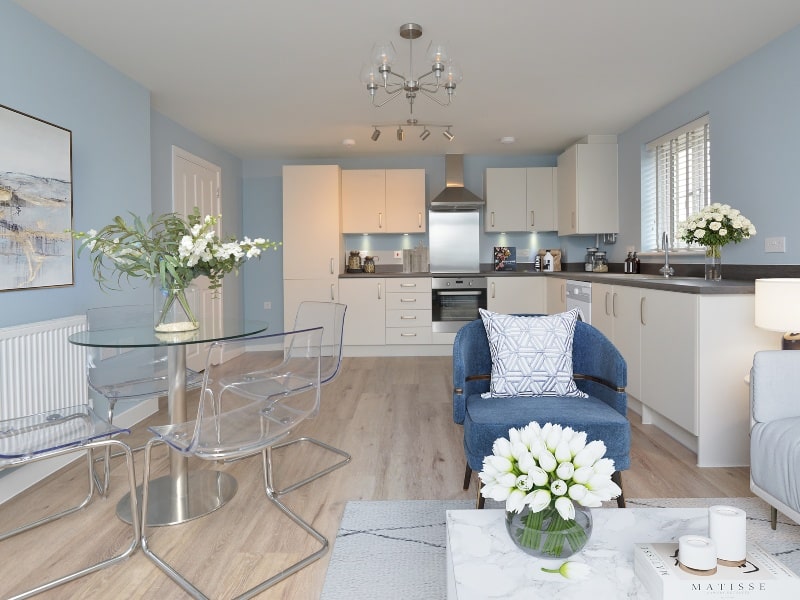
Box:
[386, 327, 432, 345]
[386, 278, 432, 293]
[386, 309, 432, 328]
[386, 292, 431, 310]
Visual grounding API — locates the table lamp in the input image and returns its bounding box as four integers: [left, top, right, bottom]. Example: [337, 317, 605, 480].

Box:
[754, 278, 800, 350]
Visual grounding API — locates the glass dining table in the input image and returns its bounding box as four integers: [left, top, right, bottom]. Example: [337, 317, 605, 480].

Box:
[69, 317, 268, 526]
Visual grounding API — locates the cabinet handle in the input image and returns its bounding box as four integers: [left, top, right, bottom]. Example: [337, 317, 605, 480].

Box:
[400, 283, 417, 288]
[378, 212, 383, 229]
[330, 283, 335, 301]
[612, 292, 618, 318]
[491, 281, 496, 298]
[604, 291, 611, 316]
[329, 257, 334, 275]
[491, 212, 495, 228]
[400, 332, 417, 337]
[378, 283, 382, 300]
[400, 298, 417, 303]
[640, 297, 646, 325]
[530, 210, 535, 228]
[401, 315, 417, 320]
[418, 212, 422, 229]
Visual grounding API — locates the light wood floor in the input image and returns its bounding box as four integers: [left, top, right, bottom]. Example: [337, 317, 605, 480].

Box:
[0, 356, 752, 599]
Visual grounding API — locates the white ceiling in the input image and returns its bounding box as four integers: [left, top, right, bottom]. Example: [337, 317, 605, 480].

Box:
[15, 1, 800, 160]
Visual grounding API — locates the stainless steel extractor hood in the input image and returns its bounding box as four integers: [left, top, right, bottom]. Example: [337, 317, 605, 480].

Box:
[429, 154, 484, 210]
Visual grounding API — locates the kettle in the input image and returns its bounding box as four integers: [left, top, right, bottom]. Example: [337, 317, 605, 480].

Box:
[363, 256, 378, 273]
[347, 250, 362, 272]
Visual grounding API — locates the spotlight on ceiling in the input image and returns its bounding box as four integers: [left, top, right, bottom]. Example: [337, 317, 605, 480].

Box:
[442, 128, 454, 141]
[397, 126, 404, 141]
[371, 128, 381, 141]
[420, 128, 431, 140]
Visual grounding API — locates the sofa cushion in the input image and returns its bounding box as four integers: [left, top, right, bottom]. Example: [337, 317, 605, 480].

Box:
[462, 393, 631, 472]
[751, 417, 800, 513]
[479, 308, 587, 398]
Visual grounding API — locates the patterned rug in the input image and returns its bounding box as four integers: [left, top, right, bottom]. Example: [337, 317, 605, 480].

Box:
[320, 497, 800, 600]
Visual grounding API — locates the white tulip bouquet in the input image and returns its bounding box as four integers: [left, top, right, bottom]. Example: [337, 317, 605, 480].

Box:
[479, 422, 621, 557]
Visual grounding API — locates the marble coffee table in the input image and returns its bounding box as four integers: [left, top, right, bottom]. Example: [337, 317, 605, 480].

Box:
[446, 507, 709, 600]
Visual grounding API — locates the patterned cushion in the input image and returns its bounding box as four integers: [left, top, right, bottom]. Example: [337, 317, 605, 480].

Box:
[479, 308, 587, 398]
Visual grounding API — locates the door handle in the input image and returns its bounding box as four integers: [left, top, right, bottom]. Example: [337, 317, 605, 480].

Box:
[612, 292, 618, 318]
[604, 291, 610, 316]
[640, 297, 646, 325]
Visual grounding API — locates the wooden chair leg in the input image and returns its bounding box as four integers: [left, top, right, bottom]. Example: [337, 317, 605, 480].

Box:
[612, 471, 626, 508]
[476, 484, 485, 509]
[462, 463, 472, 491]
[770, 505, 778, 530]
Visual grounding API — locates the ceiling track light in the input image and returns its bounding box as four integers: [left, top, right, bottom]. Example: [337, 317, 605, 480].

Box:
[370, 119, 452, 143]
[361, 22, 462, 114]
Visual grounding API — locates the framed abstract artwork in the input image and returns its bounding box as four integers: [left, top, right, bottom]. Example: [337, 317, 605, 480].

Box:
[0, 104, 73, 291]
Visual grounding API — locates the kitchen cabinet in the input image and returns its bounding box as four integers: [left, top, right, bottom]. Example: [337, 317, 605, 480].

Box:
[338, 278, 385, 346]
[341, 169, 426, 234]
[557, 141, 618, 235]
[484, 167, 557, 233]
[592, 283, 641, 399]
[282, 165, 342, 330]
[385, 278, 432, 344]
[546, 278, 566, 314]
[487, 277, 546, 314]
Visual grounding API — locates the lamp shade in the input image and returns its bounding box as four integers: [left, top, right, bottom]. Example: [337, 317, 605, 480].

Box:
[754, 278, 800, 332]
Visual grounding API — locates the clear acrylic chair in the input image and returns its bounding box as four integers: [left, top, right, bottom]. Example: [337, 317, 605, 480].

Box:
[140, 327, 328, 599]
[0, 404, 140, 600]
[267, 301, 350, 496]
[87, 304, 203, 492]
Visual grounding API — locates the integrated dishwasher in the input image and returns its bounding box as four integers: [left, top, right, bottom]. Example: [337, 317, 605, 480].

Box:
[565, 280, 592, 324]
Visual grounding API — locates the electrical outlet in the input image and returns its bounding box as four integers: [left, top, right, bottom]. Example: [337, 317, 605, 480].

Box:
[765, 237, 786, 253]
[263, 301, 271, 310]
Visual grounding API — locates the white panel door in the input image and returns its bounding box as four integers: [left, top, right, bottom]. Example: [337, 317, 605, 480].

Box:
[172, 146, 222, 371]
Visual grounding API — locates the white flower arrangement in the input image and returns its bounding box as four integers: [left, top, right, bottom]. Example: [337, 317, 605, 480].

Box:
[479, 421, 621, 557]
[71, 208, 280, 292]
[676, 203, 756, 250]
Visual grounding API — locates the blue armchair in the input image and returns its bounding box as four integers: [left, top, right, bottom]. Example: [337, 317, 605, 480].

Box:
[453, 316, 630, 508]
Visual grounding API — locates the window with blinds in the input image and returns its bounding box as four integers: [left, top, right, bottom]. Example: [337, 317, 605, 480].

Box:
[642, 115, 710, 251]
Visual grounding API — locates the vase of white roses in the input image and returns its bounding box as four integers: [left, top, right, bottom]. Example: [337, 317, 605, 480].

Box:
[676, 204, 756, 281]
[71, 209, 280, 331]
[479, 422, 621, 560]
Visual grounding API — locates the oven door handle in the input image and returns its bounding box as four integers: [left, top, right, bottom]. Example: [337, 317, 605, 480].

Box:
[435, 290, 484, 296]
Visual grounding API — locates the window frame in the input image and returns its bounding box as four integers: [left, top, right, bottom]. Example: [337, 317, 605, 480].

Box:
[642, 115, 710, 253]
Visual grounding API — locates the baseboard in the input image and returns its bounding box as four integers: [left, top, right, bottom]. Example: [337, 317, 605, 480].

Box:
[0, 397, 159, 505]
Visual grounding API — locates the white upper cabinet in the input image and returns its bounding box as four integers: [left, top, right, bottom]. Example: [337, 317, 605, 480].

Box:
[557, 141, 618, 235]
[341, 169, 425, 234]
[484, 167, 557, 232]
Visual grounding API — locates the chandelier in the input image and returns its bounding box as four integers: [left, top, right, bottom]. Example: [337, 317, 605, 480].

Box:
[361, 22, 460, 142]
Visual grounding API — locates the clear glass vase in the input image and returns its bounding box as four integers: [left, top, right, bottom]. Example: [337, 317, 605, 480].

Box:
[155, 285, 199, 332]
[705, 245, 722, 281]
[505, 503, 592, 559]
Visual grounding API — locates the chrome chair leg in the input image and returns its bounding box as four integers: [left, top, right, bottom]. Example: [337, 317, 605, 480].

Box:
[268, 436, 351, 497]
[141, 441, 328, 600]
[3, 439, 139, 600]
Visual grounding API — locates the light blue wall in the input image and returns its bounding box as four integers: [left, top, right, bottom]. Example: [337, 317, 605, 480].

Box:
[0, 0, 151, 327]
[150, 110, 245, 319]
[618, 24, 800, 265]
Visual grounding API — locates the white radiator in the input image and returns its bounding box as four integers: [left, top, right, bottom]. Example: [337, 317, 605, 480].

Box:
[0, 315, 87, 421]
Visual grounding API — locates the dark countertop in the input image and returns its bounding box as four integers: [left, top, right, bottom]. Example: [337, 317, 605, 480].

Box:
[339, 267, 756, 294]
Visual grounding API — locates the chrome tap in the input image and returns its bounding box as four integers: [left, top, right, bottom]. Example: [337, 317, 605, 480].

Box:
[659, 231, 675, 278]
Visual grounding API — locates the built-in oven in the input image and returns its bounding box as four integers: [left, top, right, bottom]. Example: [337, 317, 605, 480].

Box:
[431, 276, 487, 333]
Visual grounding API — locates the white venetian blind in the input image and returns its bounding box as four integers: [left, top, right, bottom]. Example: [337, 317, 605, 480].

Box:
[642, 115, 710, 251]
